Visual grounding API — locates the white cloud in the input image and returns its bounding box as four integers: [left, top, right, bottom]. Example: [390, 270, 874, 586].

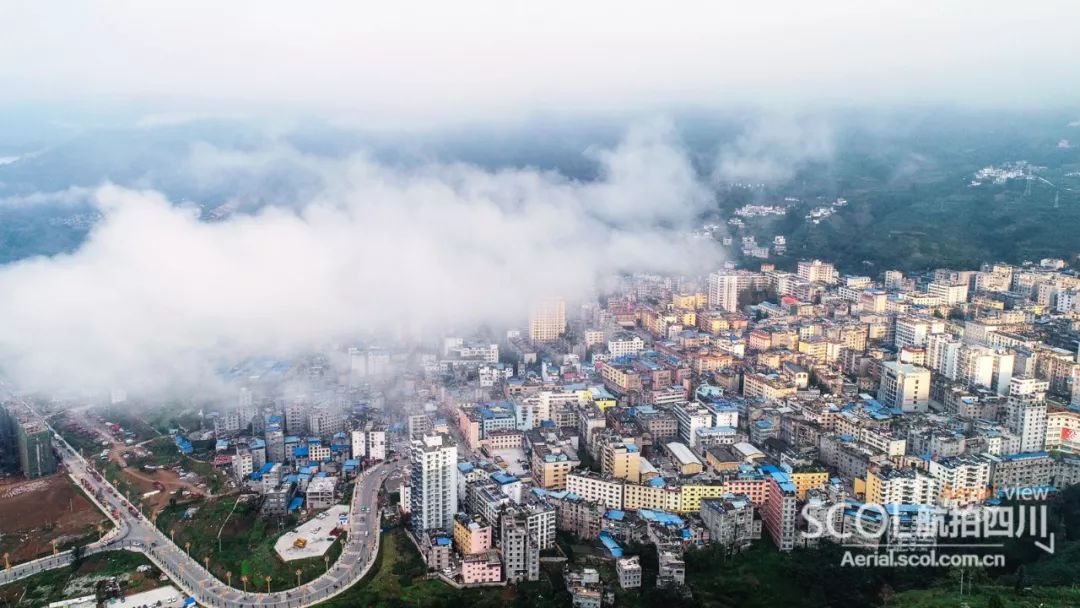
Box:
[0, 186, 97, 208]
[0, 123, 720, 396]
[713, 116, 835, 185]
[135, 112, 243, 129]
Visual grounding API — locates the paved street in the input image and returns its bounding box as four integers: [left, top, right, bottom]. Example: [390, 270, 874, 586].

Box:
[1, 410, 405, 607]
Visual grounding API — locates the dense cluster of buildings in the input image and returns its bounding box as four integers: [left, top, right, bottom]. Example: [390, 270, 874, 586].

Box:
[190, 379, 390, 517]
[398, 257, 1080, 596]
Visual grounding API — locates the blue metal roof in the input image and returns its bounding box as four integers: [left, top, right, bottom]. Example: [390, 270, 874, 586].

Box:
[492, 472, 518, 485]
[599, 532, 623, 558]
[640, 509, 684, 527]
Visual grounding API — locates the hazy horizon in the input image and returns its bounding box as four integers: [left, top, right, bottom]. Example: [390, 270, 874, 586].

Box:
[0, 2, 1079, 397]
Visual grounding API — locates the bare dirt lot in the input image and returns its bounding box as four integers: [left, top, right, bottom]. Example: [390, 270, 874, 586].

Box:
[0, 474, 109, 564]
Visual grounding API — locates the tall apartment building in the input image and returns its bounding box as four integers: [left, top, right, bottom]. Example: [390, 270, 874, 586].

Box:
[308, 407, 345, 437]
[367, 430, 386, 461]
[232, 450, 254, 481]
[520, 502, 557, 550]
[0, 406, 19, 475]
[1006, 397, 1048, 454]
[352, 429, 387, 461]
[926, 333, 962, 379]
[878, 362, 931, 413]
[285, 400, 309, 435]
[926, 456, 992, 507]
[265, 429, 285, 463]
[566, 472, 624, 510]
[864, 467, 939, 506]
[700, 495, 758, 552]
[762, 470, 798, 551]
[883, 270, 906, 290]
[213, 410, 246, 437]
[797, 259, 838, 285]
[607, 333, 645, 358]
[529, 299, 566, 342]
[707, 271, 740, 312]
[991, 452, 1054, 490]
[500, 509, 540, 582]
[410, 434, 459, 534]
[673, 401, 713, 448]
[928, 281, 969, 306]
[956, 347, 1014, 395]
[894, 316, 945, 349]
[528, 429, 580, 489]
[1009, 375, 1049, 400]
[600, 437, 641, 483]
[408, 414, 433, 441]
[17, 421, 57, 479]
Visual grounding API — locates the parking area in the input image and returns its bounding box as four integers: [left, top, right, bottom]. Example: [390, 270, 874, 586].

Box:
[104, 585, 183, 607]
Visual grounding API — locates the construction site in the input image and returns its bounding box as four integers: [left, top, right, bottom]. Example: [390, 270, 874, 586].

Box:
[0, 474, 109, 565]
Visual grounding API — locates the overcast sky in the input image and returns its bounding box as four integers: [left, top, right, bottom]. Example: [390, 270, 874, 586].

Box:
[3, 1, 1079, 126]
[1, 1, 1079, 398]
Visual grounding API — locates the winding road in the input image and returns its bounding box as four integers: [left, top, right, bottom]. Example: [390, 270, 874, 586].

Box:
[0, 409, 405, 607]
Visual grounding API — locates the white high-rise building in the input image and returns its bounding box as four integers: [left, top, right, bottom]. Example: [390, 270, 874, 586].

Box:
[797, 259, 838, 285]
[351, 430, 367, 459]
[1006, 399, 1047, 454]
[878, 362, 931, 413]
[1006, 378, 1049, 454]
[410, 434, 459, 534]
[673, 401, 713, 447]
[894, 316, 945, 349]
[607, 333, 645, 358]
[1009, 376, 1050, 400]
[956, 347, 1014, 395]
[926, 333, 962, 380]
[351, 429, 387, 462]
[707, 271, 740, 312]
[928, 282, 969, 306]
[367, 430, 386, 461]
[1056, 289, 1078, 313]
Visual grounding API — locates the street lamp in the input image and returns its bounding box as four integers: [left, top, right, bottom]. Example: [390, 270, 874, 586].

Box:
[295, 568, 302, 588]
[264, 575, 272, 593]
[240, 575, 248, 592]
[226, 571, 232, 588]
[324, 555, 330, 573]
[203, 556, 210, 571]
[184, 541, 191, 555]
